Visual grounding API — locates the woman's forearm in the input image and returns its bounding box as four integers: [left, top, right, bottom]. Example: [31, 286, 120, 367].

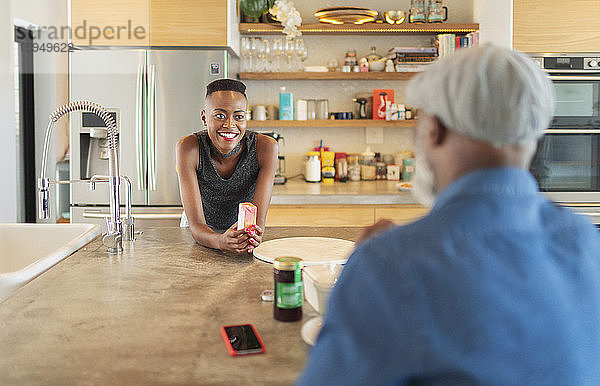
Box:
[189, 223, 222, 249]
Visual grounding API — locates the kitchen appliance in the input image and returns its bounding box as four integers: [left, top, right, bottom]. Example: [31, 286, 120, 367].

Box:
[528, 53, 600, 224]
[69, 49, 236, 227]
[353, 98, 368, 119]
[257, 131, 286, 184]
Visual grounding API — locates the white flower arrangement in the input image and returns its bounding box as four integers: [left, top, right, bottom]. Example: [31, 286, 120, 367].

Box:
[269, 0, 302, 38]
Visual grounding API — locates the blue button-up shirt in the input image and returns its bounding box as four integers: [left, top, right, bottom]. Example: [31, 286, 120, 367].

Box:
[298, 168, 600, 385]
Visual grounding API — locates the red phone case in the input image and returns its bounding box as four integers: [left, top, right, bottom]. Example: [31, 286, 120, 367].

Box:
[220, 324, 266, 356]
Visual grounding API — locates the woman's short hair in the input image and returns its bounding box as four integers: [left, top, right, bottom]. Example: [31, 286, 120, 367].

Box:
[206, 78, 247, 99]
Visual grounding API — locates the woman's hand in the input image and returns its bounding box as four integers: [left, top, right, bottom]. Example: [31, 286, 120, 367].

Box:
[219, 222, 251, 253]
[245, 225, 264, 253]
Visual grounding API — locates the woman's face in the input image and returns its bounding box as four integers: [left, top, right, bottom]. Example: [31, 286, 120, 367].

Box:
[202, 90, 247, 155]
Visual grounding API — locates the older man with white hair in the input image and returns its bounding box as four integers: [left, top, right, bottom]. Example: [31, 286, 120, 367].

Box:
[297, 45, 600, 385]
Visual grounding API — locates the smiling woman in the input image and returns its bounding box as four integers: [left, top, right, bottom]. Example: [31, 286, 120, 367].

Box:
[176, 79, 278, 254]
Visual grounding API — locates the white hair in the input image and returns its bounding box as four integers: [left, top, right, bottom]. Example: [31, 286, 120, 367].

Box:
[407, 44, 555, 148]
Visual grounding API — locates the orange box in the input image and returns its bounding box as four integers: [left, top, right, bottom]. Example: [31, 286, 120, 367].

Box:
[373, 89, 394, 120]
[237, 202, 257, 230]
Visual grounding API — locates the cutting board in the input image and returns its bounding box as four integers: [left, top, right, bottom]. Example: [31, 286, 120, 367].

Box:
[253, 237, 355, 266]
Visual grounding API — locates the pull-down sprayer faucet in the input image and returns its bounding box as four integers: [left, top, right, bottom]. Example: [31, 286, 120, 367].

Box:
[38, 101, 125, 253]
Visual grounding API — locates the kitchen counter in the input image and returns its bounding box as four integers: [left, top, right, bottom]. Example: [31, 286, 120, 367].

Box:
[271, 178, 417, 205]
[0, 226, 361, 384]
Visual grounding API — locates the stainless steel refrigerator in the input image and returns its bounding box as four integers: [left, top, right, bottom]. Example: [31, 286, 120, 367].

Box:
[69, 49, 237, 227]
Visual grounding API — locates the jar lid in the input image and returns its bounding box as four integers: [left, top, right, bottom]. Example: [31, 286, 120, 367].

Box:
[274, 256, 303, 270]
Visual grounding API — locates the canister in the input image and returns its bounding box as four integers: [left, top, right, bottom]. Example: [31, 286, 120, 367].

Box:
[273, 257, 303, 322]
[296, 99, 308, 120]
[387, 164, 401, 181]
[402, 158, 415, 181]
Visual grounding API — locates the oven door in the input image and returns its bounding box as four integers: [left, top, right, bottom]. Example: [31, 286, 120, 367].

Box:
[549, 75, 600, 128]
[530, 129, 600, 202]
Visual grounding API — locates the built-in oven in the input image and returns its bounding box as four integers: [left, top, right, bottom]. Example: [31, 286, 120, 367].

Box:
[528, 53, 600, 224]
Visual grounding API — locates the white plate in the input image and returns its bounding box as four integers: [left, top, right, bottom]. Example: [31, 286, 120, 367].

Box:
[301, 316, 324, 346]
[252, 237, 355, 266]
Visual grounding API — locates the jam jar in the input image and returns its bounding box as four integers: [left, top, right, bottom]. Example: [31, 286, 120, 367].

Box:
[273, 257, 303, 322]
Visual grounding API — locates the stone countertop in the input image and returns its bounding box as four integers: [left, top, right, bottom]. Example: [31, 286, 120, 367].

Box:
[0, 226, 362, 384]
[271, 177, 417, 205]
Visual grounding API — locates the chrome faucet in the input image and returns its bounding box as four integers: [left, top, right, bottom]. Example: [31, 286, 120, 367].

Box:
[38, 101, 124, 253]
[89, 175, 135, 242]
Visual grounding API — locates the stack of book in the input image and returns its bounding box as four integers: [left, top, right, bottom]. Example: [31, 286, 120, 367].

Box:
[437, 31, 480, 58]
[390, 47, 438, 72]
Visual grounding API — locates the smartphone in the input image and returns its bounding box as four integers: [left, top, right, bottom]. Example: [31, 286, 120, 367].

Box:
[221, 324, 265, 356]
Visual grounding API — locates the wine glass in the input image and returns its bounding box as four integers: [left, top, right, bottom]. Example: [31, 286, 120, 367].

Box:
[262, 39, 272, 72]
[249, 37, 260, 72]
[254, 38, 265, 72]
[272, 38, 283, 72]
[240, 37, 251, 72]
[294, 38, 307, 71]
[284, 37, 296, 72]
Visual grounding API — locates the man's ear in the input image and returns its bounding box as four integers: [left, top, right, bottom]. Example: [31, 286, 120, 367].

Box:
[430, 116, 448, 147]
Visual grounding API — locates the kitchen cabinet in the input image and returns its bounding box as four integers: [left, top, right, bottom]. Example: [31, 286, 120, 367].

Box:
[266, 204, 428, 227]
[70, 0, 238, 47]
[513, 0, 600, 52]
[71, 0, 150, 46]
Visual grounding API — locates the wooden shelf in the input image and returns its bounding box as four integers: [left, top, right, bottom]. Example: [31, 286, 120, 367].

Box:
[247, 119, 415, 128]
[239, 22, 479, 35]
[239, 72, 419, 80]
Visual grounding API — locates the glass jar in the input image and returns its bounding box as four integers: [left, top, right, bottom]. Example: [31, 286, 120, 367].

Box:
[360, 150, 376, 180]
[344, 49, 357, 67]
[335, 153, 348, 182]
[274, 257, 303, 322]
[316, 99, 329, 120]
[347, 153, 361, 181]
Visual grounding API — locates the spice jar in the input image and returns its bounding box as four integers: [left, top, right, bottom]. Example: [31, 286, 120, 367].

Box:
[273, 257, 303, 322]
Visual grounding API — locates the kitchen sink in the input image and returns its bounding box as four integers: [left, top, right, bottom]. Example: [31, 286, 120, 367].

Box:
[0, 223, 100, 303]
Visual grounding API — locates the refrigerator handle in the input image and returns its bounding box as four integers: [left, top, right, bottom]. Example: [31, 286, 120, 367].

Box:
[148, 64, 157, 191]
[135, 64, 146, 191]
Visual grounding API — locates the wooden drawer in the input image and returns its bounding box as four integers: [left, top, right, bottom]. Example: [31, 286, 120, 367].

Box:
[374, 205, 428, 225]
[266, 204, 429, 227]
[266, 205, 374, 227]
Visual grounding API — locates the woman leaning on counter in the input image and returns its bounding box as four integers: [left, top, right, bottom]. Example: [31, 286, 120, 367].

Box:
[176, 79, 278, 253]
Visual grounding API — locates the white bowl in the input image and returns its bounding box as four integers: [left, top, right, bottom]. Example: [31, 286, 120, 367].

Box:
[369, 60, 386, 72]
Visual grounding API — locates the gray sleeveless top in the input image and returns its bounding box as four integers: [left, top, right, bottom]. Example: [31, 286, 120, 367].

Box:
[195, 130, 260, 230]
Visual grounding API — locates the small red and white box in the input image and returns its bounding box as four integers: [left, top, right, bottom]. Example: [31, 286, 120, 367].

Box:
[237, 202, 257, 230]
